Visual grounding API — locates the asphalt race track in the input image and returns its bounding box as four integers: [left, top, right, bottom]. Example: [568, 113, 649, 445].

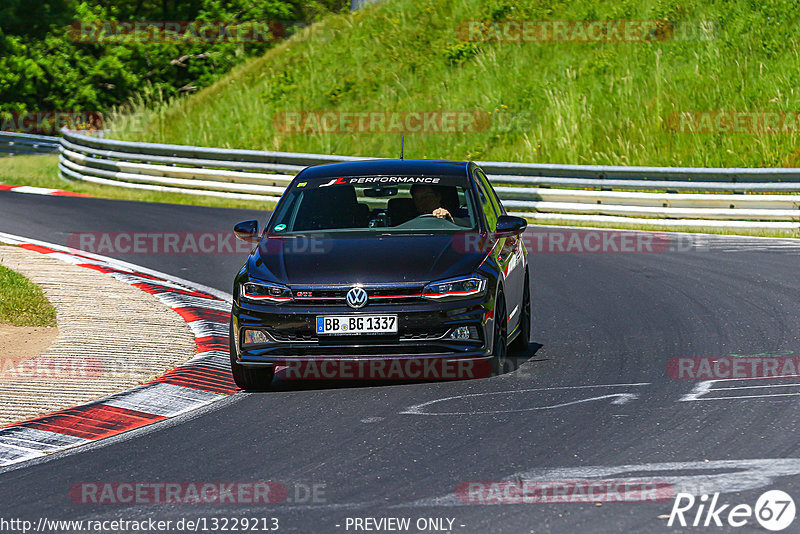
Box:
[3, 190, 800, 533]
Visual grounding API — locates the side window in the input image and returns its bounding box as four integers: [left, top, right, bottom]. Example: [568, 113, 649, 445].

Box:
[474, 173, 498, 232]
[477, 169, 505, 216]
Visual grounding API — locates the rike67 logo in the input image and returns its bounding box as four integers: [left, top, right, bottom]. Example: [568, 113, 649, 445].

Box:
[668, 490, 796, 531]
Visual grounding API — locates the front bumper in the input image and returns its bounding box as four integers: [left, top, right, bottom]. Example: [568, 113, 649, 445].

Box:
[232, 297, 493, 379]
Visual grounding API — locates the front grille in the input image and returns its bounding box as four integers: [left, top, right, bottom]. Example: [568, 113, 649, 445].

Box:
[291, 285, 426, 306]
[266, 327, 449, 343]
[268, 331, 317, 342]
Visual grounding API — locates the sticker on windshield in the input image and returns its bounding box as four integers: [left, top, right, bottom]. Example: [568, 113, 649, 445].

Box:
[273, 224, 287, 232]
[310, 176, 450, 188]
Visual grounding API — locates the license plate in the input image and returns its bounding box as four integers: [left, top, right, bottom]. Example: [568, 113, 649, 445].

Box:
[316, 315, 397, 335]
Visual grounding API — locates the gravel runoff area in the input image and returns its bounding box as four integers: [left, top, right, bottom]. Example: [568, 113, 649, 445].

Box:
[0, 245, 197, 427]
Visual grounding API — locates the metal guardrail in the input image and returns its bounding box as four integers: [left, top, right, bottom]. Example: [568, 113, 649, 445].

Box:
[0, 132, 60, 156]
[58, 130, 800, 230]
[478, 161, 800, 182]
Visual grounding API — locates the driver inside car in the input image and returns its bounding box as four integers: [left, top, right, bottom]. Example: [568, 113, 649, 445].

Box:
[410, 184, 454, 222]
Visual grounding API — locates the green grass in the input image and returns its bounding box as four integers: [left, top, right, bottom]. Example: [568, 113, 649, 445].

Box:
[108, 0, 800, 169]
[0, 256, 57, 327]
[0, 155, 275, 210]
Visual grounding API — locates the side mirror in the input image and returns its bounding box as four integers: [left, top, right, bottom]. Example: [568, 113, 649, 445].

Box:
[494, 215, 527, 238]
[234, 220, 259, 242]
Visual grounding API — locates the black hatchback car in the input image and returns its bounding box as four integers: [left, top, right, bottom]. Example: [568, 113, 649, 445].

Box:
[230, 159, 529, 389]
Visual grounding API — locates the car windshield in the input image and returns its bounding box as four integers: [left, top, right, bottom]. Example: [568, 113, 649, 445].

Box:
[267, 175, 478, 234]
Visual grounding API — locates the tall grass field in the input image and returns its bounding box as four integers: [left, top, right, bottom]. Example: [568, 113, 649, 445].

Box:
[108, 0, 800, 168]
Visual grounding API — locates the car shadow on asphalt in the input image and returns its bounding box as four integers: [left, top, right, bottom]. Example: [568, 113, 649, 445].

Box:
[241, 342, 546, 393]
[500, 341, 545, 376]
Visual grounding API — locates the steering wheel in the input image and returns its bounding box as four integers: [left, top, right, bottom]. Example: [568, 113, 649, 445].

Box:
[417, 212, 456, 223]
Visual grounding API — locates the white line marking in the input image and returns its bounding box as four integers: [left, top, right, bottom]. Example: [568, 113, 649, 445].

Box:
[687, 392, 800, 401]
[361, 417, 385, 423]
[680, 377, 800, 401]
[713, 382, 800, 391]
[679, 380, 716, 401]
[10, 186, 60, 195]
[401, 383, 649, 415]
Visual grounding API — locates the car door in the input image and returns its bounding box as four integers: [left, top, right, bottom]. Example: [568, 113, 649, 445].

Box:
[474, 168, 525, 334]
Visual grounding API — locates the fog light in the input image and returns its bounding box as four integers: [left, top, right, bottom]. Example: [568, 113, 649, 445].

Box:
[448, 326, 477, 340]
[242, 329, 269, 346]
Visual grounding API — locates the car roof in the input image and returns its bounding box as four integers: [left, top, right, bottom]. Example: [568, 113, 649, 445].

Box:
[295, 159, 472, 181]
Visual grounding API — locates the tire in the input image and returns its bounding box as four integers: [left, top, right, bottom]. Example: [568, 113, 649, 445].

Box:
[229, 320, 274, 390]
[490, 292, 508, 376]
[509, 270, 530, 353]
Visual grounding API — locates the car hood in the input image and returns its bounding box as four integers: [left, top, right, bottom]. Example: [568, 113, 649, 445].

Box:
[247, 233, 490, 286]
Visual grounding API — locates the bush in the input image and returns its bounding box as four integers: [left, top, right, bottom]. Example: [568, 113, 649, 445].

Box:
[0, 0, 348, 129]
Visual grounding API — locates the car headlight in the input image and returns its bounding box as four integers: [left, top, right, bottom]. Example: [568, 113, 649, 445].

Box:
[240, 281, 293, 303]
[422, 275, 486, 300]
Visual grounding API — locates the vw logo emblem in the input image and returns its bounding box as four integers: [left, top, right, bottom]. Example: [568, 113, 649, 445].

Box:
[346, 287, 368, 309]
